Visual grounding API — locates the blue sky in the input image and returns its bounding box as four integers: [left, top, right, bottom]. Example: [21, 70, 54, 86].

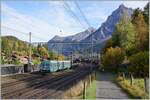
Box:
[1, 0, 149, 42]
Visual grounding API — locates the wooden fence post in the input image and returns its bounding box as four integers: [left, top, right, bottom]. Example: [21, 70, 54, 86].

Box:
[130, 73, 133, 86]
[122, 72, 125, 80]
[95, 71, 96, 79]
[89, 74, 91, 86]
[144, 77, 149, 93]
[83, 81, 86, 99]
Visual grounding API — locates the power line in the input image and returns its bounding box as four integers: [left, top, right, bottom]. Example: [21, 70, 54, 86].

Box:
[62, 0, 87, 29]
[73, 1, 94, 58]
[2, 25, 28, 35]
[74, 1, 91, 28]
[3, 10, 39, 31]
[1, 25, 48, 41]
[3, 9, 52, 38]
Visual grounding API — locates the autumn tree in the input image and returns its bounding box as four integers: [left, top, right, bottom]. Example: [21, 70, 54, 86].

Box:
[131, 8, 149, 51]
[101, 47, 125, 72]
[37, 45, 49, 59]
[112, 12, 136, 56]
[112, 30, 121, 47]
[143, 3, 149, 25]
[129, 51, 149, 77]
[57, 54, 65, 60]
[48, 51, 57, 60]
[102, 38, 113, 53]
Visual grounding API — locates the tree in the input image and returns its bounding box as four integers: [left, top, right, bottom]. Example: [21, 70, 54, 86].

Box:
[57, 54, 65, 60]
[102, 38, 113, 53]
[132, 9, 149, 51]
[48, 51, 56, 60]
[112, 12, 136, 56]
[129, 51, 149, 92]
[42, 44, 48, 50]
[129, 51, 149, 77]
[143, 3, 149, 25]
[1, 39, 7, 52]
[38, 47, 49, 58]
[112, 30, 121, 47]
[101, 47, 125, 72]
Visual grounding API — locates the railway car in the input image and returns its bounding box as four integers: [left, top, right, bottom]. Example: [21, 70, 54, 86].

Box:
[39, 60, 71, 72]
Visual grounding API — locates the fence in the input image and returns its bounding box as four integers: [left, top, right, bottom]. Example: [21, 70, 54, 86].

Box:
[119, 72, 149, 94]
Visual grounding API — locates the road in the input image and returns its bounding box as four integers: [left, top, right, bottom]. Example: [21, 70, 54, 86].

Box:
[96, 72, 130, 99]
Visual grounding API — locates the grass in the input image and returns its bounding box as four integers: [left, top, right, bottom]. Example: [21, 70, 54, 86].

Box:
[85, 80, 96, 99]
[126, 78, 145, 92]
[116, 76, 149, 99]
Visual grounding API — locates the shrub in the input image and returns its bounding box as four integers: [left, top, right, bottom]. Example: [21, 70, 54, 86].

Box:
[101, 47, 126, 72]
[33, 59, 40, 65]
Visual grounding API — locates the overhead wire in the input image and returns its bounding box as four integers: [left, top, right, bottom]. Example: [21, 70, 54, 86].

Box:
[1, 25, 48, 41]
[3, 9, 52, 40]
[2, 1, 93, 43]
[62, 0, 87, 30]
[73, 1, 94, 57]
[74, 0, 91, 28]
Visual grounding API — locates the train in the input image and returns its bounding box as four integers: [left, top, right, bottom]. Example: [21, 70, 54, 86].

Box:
[39, 60, 71, 72]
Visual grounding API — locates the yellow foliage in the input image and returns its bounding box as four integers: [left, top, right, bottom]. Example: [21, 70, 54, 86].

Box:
[116, 77, 149, 99]
[57, 54, 65, 60]
[101, 47, 125, 71]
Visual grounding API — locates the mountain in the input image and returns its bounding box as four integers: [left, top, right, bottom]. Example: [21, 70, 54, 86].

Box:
[49, 27, 96, 42]
[48, 4, 133, 55]
[48, 27, 96, 55]
[81, 4, 133, 43]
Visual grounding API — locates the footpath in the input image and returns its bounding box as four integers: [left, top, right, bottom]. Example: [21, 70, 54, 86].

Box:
[96, 72, 130, 99]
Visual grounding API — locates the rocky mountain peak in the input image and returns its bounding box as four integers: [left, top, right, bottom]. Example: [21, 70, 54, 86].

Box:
[119, 4, 126, 9]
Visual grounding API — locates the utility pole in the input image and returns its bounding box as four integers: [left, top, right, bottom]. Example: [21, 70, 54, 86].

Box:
[60, 30, 63, 57]
[29, 32, 32, 68]
[91, 31, 93, 72]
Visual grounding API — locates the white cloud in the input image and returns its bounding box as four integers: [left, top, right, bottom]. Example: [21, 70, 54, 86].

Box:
[121, 1, 149, 9]
[1, 2, 86, 42]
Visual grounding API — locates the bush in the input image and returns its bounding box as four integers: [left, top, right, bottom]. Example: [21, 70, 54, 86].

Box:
[101, 47, 125, 72]
[13, 59, 21, 65]
[128, 51, 149, 77]
[33, 59, 40, 65]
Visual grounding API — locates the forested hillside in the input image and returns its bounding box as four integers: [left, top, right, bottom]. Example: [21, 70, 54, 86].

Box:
[2, 36, 29, 56]
[1, 36, 64, 65]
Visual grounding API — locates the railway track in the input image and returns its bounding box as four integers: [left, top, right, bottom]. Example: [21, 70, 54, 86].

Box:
[25, 70, 89, 99]
[38, 70, 89, 99]
[2, 70, 70, 87]
[2, 71, 73, 98]
[2, 70, 73, 95]
[2, 70, 71, 88]
[1, 72, 42, 83]
[2, 63, 94, 99]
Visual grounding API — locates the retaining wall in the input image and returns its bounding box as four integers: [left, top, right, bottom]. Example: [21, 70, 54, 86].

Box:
[1, 65, 39, 76]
